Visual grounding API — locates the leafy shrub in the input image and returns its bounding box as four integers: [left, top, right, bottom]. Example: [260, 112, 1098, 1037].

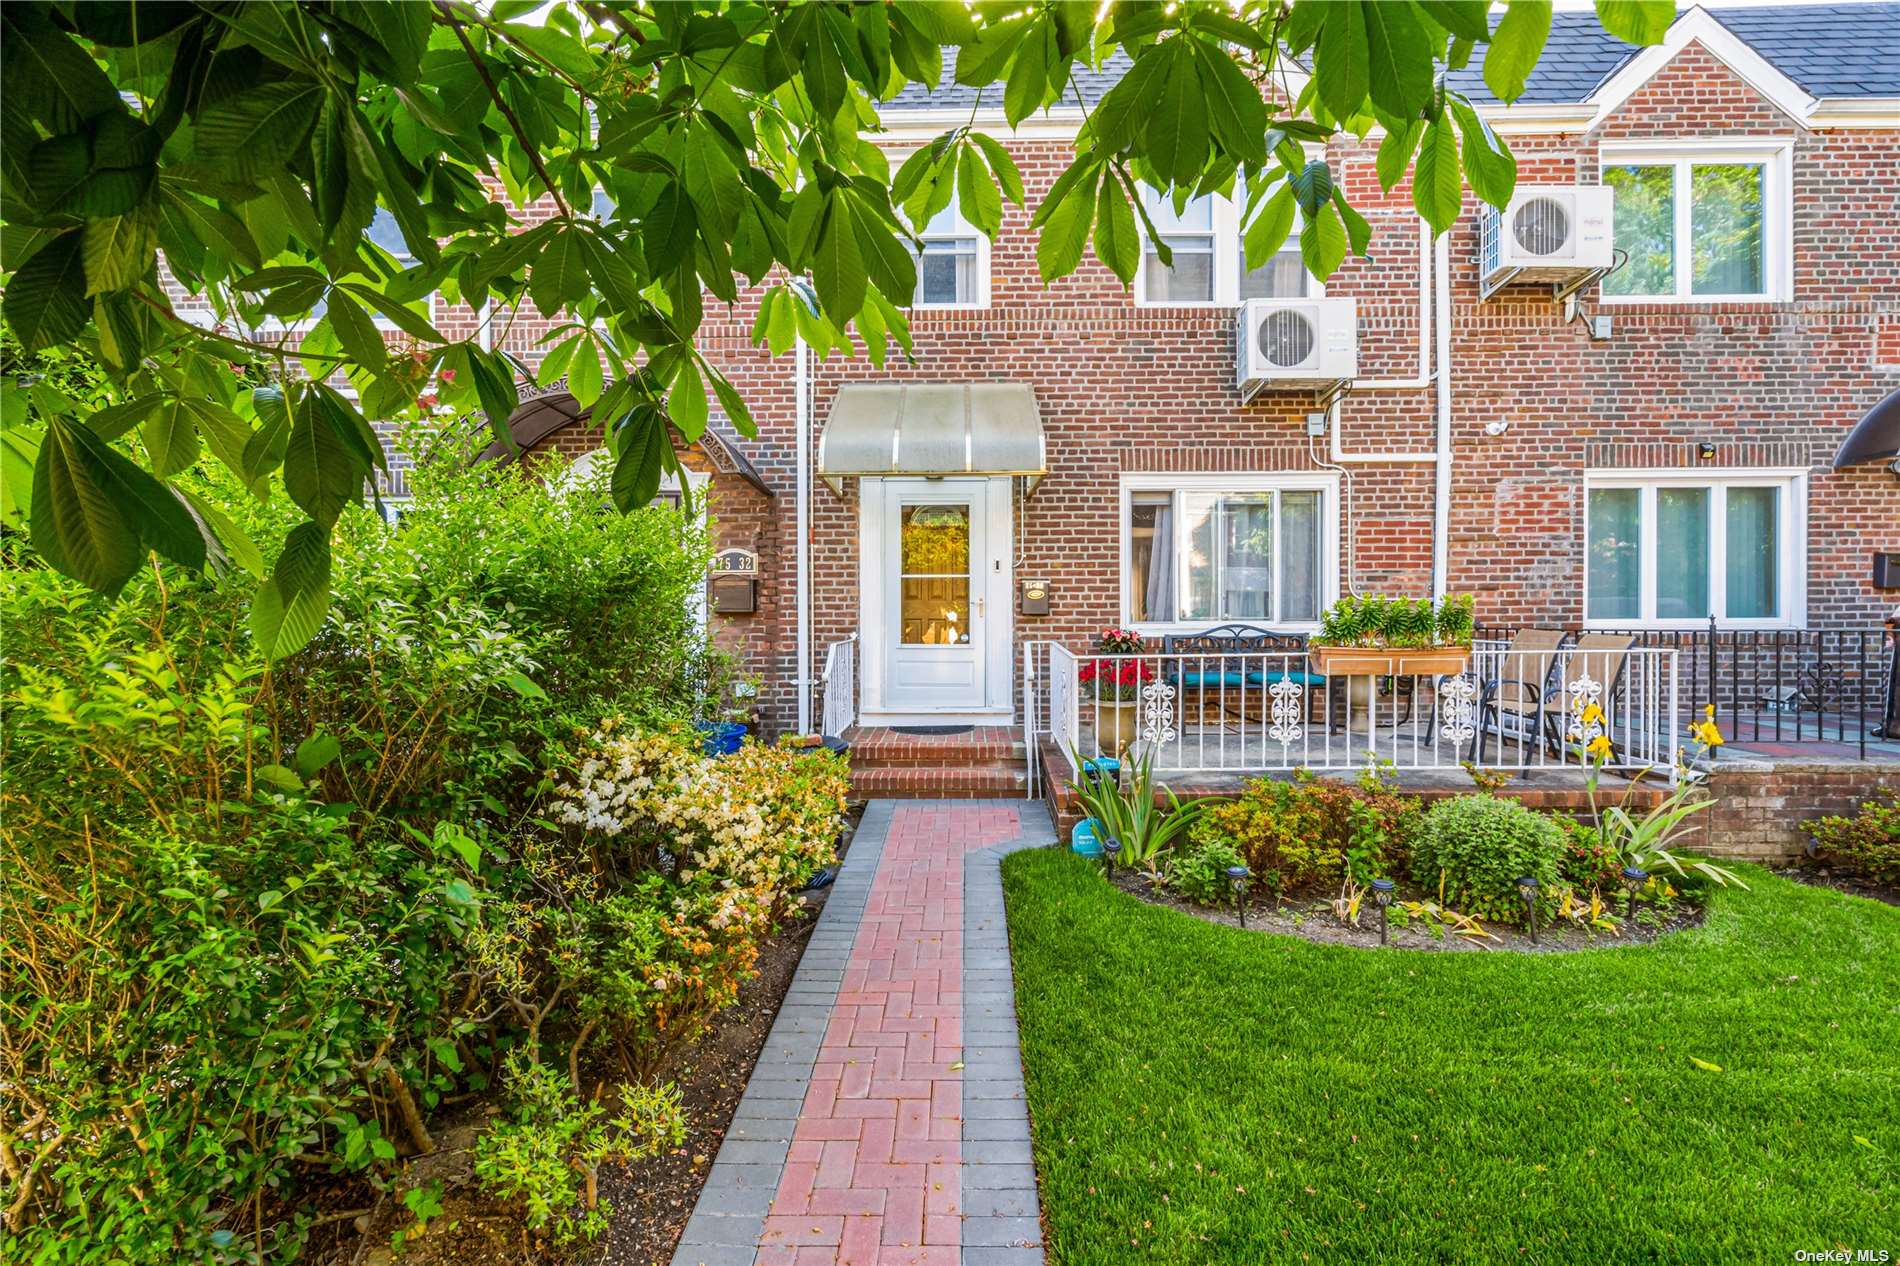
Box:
[473, 1054, 685, 1248]
[1167, 838, 1248, 905]
[1555, 814, 1625, 892]
[1189, 771, 1421, 894]
[1802, 788, 1900, 887]
[0, 453, 737, 1259]
[1411, 795, 1564, 923]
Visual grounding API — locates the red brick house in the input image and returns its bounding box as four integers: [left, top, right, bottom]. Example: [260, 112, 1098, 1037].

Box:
[376, 6, 1900, 821]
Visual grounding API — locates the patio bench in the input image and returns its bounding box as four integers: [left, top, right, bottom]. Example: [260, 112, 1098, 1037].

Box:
[1160, 625, 1333, 727]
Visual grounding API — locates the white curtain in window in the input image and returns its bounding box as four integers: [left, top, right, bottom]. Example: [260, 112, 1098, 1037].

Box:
[1145, 501, 1175, 623]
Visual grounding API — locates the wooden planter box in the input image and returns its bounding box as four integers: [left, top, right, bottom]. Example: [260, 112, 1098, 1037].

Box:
[1310, 645, 1472, 677]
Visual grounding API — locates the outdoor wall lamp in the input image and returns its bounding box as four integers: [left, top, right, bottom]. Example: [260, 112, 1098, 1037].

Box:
[1370, 877, 1396, 945]
[1225, 865, 1252, 929]
[1516, 876, 1540, 946]
[1621, 866, 1649, 923]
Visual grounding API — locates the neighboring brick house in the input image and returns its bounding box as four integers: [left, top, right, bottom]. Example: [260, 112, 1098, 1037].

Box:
[425, 6, 1900, 738]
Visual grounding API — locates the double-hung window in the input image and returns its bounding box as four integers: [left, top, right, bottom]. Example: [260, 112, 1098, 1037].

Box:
[1600, 142, 1791, 302]
[909, 200, 987, 308]
[1138, 187, 1312, 306]
[1584, 471, 1803, 627]
[1124, 476, 1335, 630]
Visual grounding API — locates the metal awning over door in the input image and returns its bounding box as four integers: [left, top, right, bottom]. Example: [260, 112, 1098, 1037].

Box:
[817, 383, 1045, 495]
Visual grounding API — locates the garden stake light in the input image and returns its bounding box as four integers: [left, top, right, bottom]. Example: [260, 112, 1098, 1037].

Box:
[1370, 877, 1396, 945]
[1104, 837, 1121, 881]
[1517, 876, 1540, 945]
[1226, 865, 1251, 928]
[1622, 866, 1649, 924]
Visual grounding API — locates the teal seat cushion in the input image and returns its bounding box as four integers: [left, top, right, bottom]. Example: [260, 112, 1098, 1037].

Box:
[1246, 669, 1328, 687]
[1174, 669, 1248, 687]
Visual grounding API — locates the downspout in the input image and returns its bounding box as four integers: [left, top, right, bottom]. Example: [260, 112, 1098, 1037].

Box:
[794, 333, 813, 733]
[1330, 217, 1437, 464]
[1429, 230, 1453, 602]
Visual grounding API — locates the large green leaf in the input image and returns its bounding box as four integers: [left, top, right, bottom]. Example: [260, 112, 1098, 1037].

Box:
[1145, 42, 1208, 185]
[810, 191, 867, 319]
[469, 348, 522, 454]
[1363, 1, 1433, 122]
[1484, 0, 1553, 105]
[143, 397, 202, 479]
[1315, 2, 1371, 122]
[1413, 117, 1464, 234]
[1035, 167, 1097, 283]
[1299, 202, 1348, 282]
[610, 405, 669, 511]
[957, 145, 1003, 238]
[194, 81, 324, 180]
[252, 521, 332, 659]
[4, 231, 89, 354]
[1091, 173, 1139, 286]
[1594, 0, 1674, 45]
[1002, 16, 1051, 128]
[971, 133, 1025, 208]
[1243, 182, 1298, 271]
[1194, 42, 1269, 167]
[284, 391, 362, 528]
[32, 414, 204, 593]
[1449, 100, 1517, 209]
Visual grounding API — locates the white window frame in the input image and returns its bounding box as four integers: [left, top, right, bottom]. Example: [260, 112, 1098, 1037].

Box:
[1134, 189, 1320, 309]
[1582, 467, 1807, 630]
[1597, 139, 1794, 304]
[1118, 472, 1340, 635]
[906, 198, 991, 310]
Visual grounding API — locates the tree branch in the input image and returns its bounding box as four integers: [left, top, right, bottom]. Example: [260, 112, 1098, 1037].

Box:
[437, 3, 573, 218]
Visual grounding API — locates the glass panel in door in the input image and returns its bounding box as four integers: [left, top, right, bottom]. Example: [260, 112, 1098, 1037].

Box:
[899, 503, 972, 645]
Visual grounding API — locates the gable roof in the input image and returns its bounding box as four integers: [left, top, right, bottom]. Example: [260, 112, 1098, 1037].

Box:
[882, 5, 1900, 118]
[1448, 3, 1900, 104]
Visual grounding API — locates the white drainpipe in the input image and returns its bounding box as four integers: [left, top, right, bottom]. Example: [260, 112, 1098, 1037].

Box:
[794, 333, 813, 733]
[1429, 230, 1453, 602]
[1325, 222, 1456, 600]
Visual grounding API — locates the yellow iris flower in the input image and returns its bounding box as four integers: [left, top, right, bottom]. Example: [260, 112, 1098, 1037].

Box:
[1582, 703, 1605, 726]
[1692, 720, 1724, 748]
[1587, 734, 1613, 758]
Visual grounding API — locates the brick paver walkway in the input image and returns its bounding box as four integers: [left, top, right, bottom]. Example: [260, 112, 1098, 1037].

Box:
[672, 800, 1051, 1266]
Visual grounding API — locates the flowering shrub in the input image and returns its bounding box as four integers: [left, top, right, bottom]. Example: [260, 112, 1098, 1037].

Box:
[1189, 771, 1421, 894]
[553, 723, 848, 901]
[1802, 787, 1900, 887]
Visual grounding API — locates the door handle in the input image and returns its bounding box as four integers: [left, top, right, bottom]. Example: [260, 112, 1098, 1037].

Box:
[974, 596, 985, 616]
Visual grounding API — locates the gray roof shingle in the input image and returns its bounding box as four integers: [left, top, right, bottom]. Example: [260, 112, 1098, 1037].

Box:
[884, 5, 1900, 116]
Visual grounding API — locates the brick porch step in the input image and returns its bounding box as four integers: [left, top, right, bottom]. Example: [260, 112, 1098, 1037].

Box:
[843, 726, 1029, 797]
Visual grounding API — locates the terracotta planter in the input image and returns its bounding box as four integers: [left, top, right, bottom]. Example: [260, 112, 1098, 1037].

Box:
[1091, 698, 1142, 756]
[1310, 645, 1472, 678]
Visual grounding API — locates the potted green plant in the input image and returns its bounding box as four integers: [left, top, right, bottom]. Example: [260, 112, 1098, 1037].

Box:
[1310, 594, 1475, 678]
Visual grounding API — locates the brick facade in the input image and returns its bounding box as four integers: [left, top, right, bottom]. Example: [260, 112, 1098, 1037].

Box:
[181, 36, 1893, 738]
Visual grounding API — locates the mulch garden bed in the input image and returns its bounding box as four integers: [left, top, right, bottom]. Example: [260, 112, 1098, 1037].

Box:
[1104, 864, 1705, 953]
[311, 806, 866, 1266]
[1776, 864, 1900, 907]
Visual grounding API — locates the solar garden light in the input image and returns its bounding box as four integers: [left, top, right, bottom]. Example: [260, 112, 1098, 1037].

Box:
[1225, 865, 1252, 929]
[1370, 877, 1396, 945]
[1104, 837, 1122, 880]
[1621, 865, 1649, 923]
[1516, 876, 1540, 945]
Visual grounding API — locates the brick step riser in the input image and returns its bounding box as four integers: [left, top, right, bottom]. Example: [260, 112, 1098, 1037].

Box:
[850, 766, 1029, 797]
[848, 749, 1027, 769]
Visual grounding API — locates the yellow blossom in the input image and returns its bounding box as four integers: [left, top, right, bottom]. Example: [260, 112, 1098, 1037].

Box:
[1587, 734, 1613, 759]
[1581, 703, 1605, 726]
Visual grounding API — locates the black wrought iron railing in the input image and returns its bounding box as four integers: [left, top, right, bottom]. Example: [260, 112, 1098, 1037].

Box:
[1477, 620, 1897, 759]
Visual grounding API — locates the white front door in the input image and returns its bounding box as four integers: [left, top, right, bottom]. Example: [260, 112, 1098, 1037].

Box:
[861, 477, 1013, 722]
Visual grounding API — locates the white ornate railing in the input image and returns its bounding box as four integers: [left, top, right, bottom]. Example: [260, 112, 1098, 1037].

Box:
[818, 633, 857, 738]
[1024, 641, 1682, 783]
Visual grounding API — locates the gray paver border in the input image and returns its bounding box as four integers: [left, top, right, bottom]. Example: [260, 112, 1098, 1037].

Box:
[963, 798, 1058, 1266]
[669, 801, 895, 1266]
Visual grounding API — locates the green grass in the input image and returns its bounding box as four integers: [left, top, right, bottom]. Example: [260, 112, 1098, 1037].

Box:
[1002, 850, 1900, 1265]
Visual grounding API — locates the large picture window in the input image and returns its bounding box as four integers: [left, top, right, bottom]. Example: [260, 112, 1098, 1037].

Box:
[1137, 187, 1310, 308]
[1124, 478, 1333, 629]
[1584, 472, 1802, 626]
[1600, 143, 1789, 302]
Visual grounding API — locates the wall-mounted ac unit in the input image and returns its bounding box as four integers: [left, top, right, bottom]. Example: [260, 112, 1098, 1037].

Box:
[1478, 186, 1614, 300]
[1235, 298, 1357, 401]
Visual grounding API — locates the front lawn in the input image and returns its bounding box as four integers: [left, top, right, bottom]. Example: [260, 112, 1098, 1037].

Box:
[1002, 849, 1900, 1264]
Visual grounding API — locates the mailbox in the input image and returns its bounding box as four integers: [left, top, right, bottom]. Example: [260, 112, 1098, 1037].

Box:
[1019, 579, 1051, 616]
[1875, 552, 1900, 590]
[709, 548, 759, 614]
